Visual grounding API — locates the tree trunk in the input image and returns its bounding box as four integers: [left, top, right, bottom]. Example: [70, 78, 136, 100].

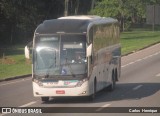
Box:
[10, 25, 13, 44]
[75, 0, 79, 15]
[91, 0, 96, 10]
[64, 0, 69, 16]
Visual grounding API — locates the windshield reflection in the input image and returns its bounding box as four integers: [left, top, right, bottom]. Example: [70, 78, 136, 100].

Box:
[34, 34, 87, 77]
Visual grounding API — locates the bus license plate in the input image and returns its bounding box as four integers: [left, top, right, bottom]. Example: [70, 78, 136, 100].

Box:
[56, 90, 65, 94]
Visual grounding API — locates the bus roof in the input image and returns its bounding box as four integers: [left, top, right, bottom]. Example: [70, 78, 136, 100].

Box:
[35, 15, 117, 34]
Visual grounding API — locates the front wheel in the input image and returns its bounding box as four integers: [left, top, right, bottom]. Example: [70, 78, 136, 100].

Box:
[108, 72, 116, 91]
[88, 79, 96, 101]
[41, 97, 49, 102]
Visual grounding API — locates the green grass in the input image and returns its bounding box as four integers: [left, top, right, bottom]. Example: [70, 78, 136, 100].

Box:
[0, 45, 31, 79]
[121, 30, 160, 55]
[0, 29, 160, 79]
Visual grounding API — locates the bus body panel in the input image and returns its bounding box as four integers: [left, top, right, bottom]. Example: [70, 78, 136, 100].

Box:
[88, 44, 121, 93]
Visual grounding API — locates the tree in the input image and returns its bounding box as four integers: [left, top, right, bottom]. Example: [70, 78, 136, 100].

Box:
[0, 0, 64, 44]
[90, 0, 160, 31]
[0, 0, 92, 45]
[67, 0, 92, 15]
[90, 0, 130, 31]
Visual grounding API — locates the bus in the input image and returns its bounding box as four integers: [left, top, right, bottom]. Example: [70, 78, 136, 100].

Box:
[25, 15, 121, 102]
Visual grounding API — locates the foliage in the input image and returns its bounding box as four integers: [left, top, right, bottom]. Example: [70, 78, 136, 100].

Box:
[0, 0, 160, 44]
[0, 0, 91, 45]
[90, 0, 160, 31]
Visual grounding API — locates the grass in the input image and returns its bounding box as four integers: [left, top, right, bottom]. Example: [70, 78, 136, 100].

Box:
[0, 29, 160, 79]
[0, 45, 31, 79]
[121, 30, 160, 55]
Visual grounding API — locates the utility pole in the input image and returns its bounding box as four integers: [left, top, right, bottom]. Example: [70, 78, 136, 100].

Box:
[64, 0, 69, 16]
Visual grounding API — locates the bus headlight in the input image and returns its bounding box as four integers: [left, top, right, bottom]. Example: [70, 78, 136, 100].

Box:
[34, 79, 43, 86]
[37, 81, 43, 86]
[75, 78, 88, 87]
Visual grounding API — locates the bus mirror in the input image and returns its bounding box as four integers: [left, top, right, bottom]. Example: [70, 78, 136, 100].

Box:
[25, 46, 30, 59]
[87, 44, 92, 57]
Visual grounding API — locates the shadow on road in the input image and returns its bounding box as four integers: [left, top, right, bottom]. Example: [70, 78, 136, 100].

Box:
[95, 83, 160, 103]
[42, 82, 160, 104]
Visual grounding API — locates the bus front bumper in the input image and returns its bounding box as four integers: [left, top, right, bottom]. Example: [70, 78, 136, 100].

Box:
[32, 82, 91, 97]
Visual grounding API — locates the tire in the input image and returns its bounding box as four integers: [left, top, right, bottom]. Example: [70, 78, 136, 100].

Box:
[41, 97, 49, 102]
[88, 79, 96, 101]
[108, 71, 116, 91]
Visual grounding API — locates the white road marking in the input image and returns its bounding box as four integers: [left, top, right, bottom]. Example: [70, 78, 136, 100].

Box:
[96, 104, 111, 112]
[133, 85, 143, 91]
[136, 59, 142, 62]
[128, 62, 134, 65]
[19, 101, 37, 107]
[156, 73, 160, 77]
[121, 51, 160, 68]
[121, 64, 128, 68]
[0, 78, 31, 87]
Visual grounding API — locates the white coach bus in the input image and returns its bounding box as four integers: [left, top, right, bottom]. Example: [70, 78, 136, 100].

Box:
[25, 15, 121, 102]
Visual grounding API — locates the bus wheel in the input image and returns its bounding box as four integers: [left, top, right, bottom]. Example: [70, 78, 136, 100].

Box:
[108, 71, 116, 91]
[88, 79, 96, 101]
[41, 97, 49, 102]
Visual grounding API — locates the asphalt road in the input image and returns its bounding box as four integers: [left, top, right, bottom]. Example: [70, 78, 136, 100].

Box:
[0, 43, 160, 116]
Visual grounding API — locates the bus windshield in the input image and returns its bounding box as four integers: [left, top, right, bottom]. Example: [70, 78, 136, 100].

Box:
[34, 34, 87, 77]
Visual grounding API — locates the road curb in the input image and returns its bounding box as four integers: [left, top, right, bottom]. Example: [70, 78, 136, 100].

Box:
[122, 42, 160, 56]
[0, 74, 32, 82]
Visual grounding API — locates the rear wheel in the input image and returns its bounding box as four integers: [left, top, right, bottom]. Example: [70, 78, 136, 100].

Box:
[41, 97, 49, 102]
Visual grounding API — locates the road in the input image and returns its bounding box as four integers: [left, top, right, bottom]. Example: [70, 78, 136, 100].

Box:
[0, 43, 160, 116]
